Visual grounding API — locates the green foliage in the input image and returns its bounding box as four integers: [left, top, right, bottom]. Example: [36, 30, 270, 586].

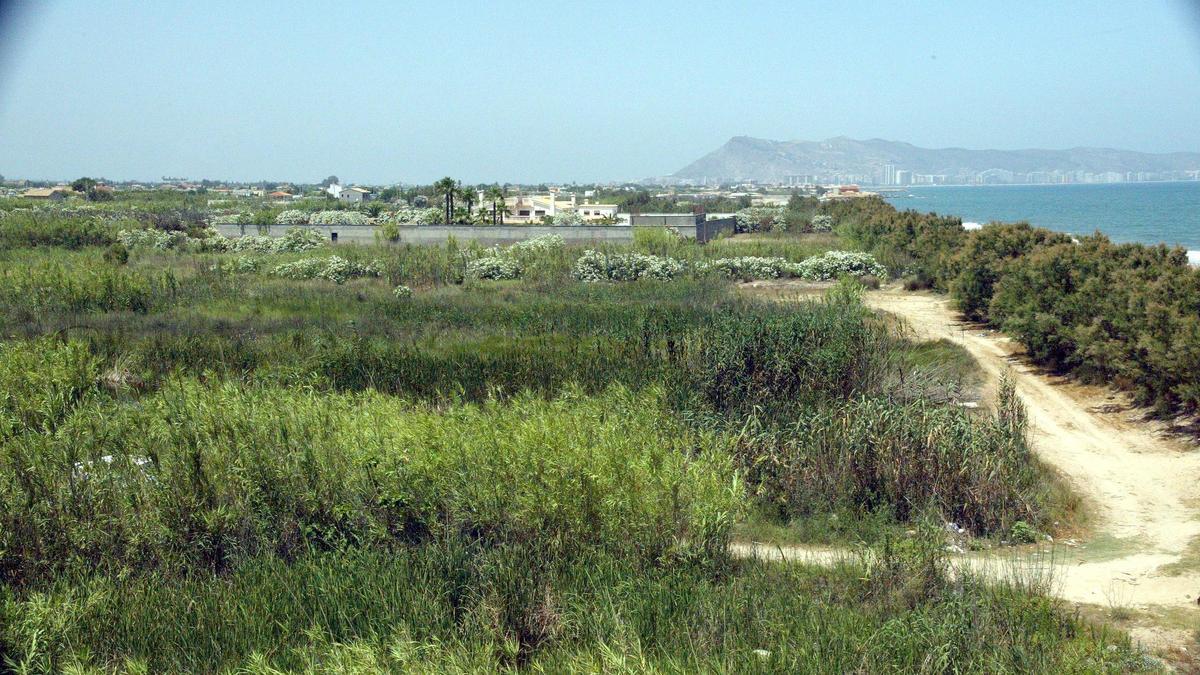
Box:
[737, 393, 1043, 536]
[947, 222, 1073, 321]
[0, 339, 99, 441]
[0, 384, 737, 585]
[0, 258, 174, 316]
[831, 195, 1200, 416]
[102, 242, 129, 265]
[632, 226, 684, 256]
[698, 285, 889, 413]
[0, 203, 1138, 671]
[0, 549, 1146, 674]
[987, 235, 1200, 411]
[0, 210, 120, 249]
[834, 196, 965, 282]
[1010, 520, 1039, 544]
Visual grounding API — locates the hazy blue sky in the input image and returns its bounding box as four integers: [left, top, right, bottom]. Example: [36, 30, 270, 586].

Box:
[1, 0, 1199, 183]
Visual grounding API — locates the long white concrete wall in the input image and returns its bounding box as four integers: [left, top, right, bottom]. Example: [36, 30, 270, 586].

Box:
[212, 223, 703, 246]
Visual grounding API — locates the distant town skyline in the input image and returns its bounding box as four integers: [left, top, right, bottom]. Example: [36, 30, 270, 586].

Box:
[1, 1, 1199, 183]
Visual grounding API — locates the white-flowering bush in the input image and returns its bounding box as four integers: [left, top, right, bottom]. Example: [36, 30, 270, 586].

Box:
[811, 214, 834, 232]
[378, 207, 443, 225]
[228, 235, 279, 253]
[416, 207, 443, 225]
[188, 229, 231, 252]
[223, 228, 324, 254]
[466, 255, 522, 280]
[117, 228, 188, 251]
[500, 233, 564, 256]
[393, 284, 413, 299]
[734, 206, 783, 233]
[270, 256, 380, 284]
[698, 256, 788, 280]
[551, 209, 585, 226]
[276, 210, 310, 225]
[787, 250, 888, 281]
[572, 250, 685, 282]
[274, 227, 325, 252]
[310, 210, 369, 226]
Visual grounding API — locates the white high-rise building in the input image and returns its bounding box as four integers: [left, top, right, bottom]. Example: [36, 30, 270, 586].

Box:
[882, 164, 896, 186]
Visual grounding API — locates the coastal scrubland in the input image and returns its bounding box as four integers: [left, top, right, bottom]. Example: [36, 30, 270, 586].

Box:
[0, 196, 1158, 671]
[834, 195, 1200, 416]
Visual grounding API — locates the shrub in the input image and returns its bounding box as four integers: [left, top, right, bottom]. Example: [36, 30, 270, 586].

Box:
[811, 214, 834, 232]
[503, 233, 564, 256]
[117, 228, 188, 251]
[787, 251, 888, 281]
[275, 210, 310, 225]
[1010, 520, 1038, 544]
[211, 255, 263, 275]
[310, 211, 369, 226]
[187, 229, 231, 253]
[270, 255, 380, 284]
[697, 256, 788, 280]
[572, 250, 684, 282]
[947, 222, 1072, 322]
[550, 209, 584, 226]
[734, 207, 783, 233]
[103, 243, 129, 265]
[379, 220, 400, 242]
[467, 255, 522, 280]
[632, 226, 682, 253]
[273, 227, 325, 253]
[0, 212, 118, 249]
[393, 284, 413, 299]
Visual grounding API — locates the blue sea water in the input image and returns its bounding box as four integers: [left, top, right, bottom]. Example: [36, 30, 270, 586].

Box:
[883, 182, 1200, 252]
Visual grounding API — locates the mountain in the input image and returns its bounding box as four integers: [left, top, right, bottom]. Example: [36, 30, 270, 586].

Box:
[673, 136, 1200, 183]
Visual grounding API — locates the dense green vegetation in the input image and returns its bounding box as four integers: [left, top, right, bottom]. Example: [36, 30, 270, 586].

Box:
[837, 195, 1200, 415]
[0, 198, 1151, 671]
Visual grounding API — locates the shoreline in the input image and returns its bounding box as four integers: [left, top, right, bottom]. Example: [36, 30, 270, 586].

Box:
[881, 181, 1200, 255]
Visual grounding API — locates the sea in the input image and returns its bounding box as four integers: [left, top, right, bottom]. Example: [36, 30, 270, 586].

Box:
[882, 182, 1200, 258]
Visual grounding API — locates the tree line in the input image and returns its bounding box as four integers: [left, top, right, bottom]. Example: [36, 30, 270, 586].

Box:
[836, 196, 1200, 415]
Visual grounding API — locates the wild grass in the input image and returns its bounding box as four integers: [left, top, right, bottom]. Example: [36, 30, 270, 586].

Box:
[734, 381, 1046, 537]
[0, 548, 1148, 673]
[0, 218, 1143, 671]
[0, 384, 736, 586]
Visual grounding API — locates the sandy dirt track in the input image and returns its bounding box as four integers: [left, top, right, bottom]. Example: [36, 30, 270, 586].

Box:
[865, 289, 1200, 609]
[739, 284, 1200, 656]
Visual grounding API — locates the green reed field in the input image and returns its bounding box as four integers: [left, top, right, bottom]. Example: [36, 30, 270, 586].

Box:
[0, 202, 1154, 672]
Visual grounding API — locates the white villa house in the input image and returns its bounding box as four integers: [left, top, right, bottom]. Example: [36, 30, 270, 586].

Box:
[502, 192, 618, 223]
[339, 186, 373, 204]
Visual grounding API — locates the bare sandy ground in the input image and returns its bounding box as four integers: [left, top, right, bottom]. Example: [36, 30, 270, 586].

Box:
[738, 283, 1200, 659]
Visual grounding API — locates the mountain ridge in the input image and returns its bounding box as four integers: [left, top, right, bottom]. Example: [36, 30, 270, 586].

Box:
[673, 136, 1200, 183]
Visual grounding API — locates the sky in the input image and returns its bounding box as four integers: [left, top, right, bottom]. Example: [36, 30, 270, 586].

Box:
[1, 0, 1199, 184]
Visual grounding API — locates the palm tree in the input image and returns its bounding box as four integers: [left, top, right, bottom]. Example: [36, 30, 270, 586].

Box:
[484, 185, 506, 225]
[457, 185, 476, 223]
[433, 177, 457, 224]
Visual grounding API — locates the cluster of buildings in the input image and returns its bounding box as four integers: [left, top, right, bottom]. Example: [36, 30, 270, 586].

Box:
[325, 183, 621, 223]
[503, 190, 618, 223]
[875, 164, 1200, 186]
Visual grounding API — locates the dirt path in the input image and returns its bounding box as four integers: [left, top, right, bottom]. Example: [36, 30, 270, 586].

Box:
[740, 284, 1200, 655]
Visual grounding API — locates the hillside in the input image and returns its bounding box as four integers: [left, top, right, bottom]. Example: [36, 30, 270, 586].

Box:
[674, 136, 1200, 182]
